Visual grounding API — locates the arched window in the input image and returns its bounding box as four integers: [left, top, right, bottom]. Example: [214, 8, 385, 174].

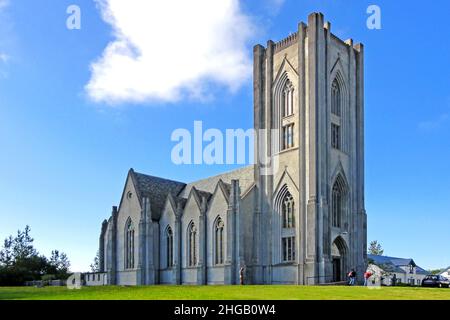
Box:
[281, 80, 295, 151]
[214, 217, 225, 265]
[331, 79, 341, 116]
[282, 192, 294, 228]
[166, 226, 174, 268]
[332, 175, 346, 228]
[275, 186, 296, 263]
[274, 73, 296, 152]
[187, 222, 197, 267]
[125, 218, 135, 269]
[331, 77, 343, 150]
[283, 80, 294, 117]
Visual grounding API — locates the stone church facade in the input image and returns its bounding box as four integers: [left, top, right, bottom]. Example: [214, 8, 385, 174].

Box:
[97, 13, 367, 286]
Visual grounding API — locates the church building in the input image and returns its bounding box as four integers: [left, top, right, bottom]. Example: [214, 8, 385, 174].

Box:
[96, 12, 367, 286]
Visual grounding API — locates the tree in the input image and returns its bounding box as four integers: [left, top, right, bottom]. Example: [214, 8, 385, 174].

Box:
[47, 250, 71, 279]
[12, 225, 37, 260]
[428, 269, 443, 275]
[90, 250, 100, 272]
[368, 240, 384, 256]
[0, 235, 14, 267]
[0, 226, 72, 285]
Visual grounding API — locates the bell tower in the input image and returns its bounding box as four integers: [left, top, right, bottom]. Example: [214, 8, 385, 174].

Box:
[252, 12, 367, 285]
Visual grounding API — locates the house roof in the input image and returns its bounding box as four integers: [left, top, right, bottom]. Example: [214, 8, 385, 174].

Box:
[368, 254, 428, 275]
[130, 169, 186, 220]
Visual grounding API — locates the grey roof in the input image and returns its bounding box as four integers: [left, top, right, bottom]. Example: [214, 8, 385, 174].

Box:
[179, 165, 254, 198]
[122, 166, 253, 221]
[194, 189, 213, 203]
[221, 181, 231, 196]
[368, 254, 427, 274]
[130, 169, 186, 220]
[416, 266, 429, 275]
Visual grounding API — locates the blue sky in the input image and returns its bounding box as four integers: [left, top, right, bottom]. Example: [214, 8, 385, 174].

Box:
[0, 0, 449, 271]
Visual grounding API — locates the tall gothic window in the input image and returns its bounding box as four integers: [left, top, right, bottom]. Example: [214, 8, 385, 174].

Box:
[214, 217, 225, 265]
[187, 222, 197, 267]
[125, 219, 135, 269]
[283, 80, 294, 117]
[166, 226, 174, 268]
[277, 186, 296, 263]
[332, 175, 346, 228]
[331, 78, 342, 150]
[331, 79, 341, 116]
[282, 192, 294, 228]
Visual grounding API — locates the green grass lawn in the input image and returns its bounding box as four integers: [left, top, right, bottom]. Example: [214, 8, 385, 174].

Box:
[1, 285, 450, 300]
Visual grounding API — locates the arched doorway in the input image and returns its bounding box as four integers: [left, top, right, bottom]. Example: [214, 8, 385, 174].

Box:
[331, 236, 347, 282]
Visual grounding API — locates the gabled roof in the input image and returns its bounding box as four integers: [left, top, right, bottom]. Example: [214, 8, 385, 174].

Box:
[178, 165, 254, 198]
[116, 166, 252, 221]
[368, 254, 428, 275]
[129, 169, 186, 220]
[368, 254, 415, 267]
[416, 266, 429, 275]
[195, 189, 213, 203]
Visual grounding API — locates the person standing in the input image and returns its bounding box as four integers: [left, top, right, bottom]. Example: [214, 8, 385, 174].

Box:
[348, 269, 356, 285]
[239, 267, 245, 285]
[364, 270, 373, 286]
[391, 274, 397, 287]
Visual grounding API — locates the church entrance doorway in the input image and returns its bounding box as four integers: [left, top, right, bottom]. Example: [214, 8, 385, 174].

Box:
[331, 236, 347, 283]
[332, 257, 341, 282]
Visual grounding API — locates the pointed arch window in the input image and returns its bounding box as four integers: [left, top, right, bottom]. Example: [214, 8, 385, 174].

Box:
[187, 222, 197, 267]
[331, 79, 341, 116]
[332, 176, 346, 228]
[282, 192, 295, 228]
[276, 186, 296, 263]
[125, 219, 135, 269]
[214, 217, 225, 265]
[283, 80, 294, 117]
[166, 226, 174, 268]
[331, 78, 342, 150]
[281, 80, 295, 151]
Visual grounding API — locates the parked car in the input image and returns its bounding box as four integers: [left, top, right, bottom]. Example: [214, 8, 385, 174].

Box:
[421, 275, 450, 288]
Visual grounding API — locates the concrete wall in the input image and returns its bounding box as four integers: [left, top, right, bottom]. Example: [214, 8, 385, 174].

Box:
[116, 177, 141, 277]
[180, 192, 200, 284]
[117, 270, 137, 286]
[205, 187, 228, 284]
[84, 273, 107, 286]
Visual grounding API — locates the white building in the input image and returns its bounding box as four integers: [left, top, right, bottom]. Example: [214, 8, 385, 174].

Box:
[367, 255, 428, 286]
[439, 266, 450, 279]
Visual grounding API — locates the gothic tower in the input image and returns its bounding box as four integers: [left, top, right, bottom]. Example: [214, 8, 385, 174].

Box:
[253, 12, 367, 284]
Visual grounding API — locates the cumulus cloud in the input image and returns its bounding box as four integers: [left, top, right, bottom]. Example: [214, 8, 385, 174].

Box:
[86, 0, 257, 105]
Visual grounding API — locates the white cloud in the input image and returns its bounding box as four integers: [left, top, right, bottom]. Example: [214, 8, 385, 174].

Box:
[0, 53, 9, 63]
[86, 0, 257, 105]
[419, 112, 449, 131]
[0, 0, 9, 10]
[269, 0, 285, 10]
